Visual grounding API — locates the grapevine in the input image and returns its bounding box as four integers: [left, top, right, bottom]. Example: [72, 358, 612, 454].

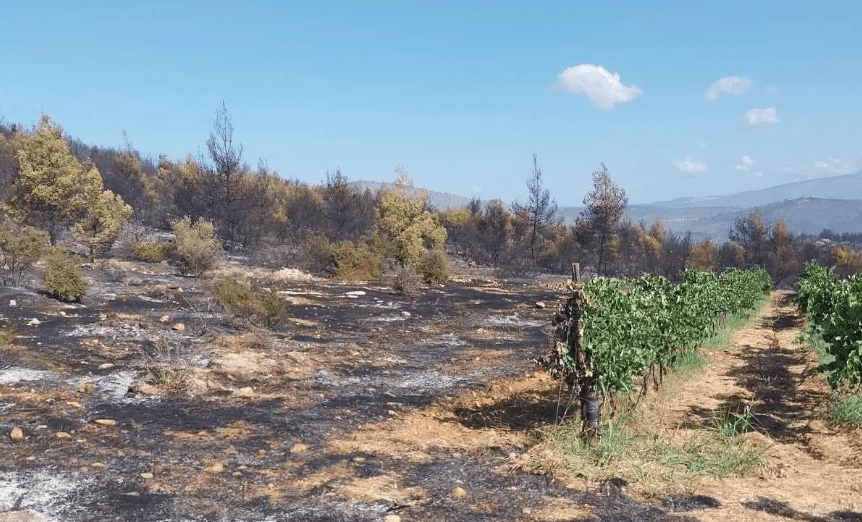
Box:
[797, 262, 862, 388]
[545, 268, 771, 434]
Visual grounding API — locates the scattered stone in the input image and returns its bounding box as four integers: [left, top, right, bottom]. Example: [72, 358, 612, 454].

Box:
[98, 363, 115, 370]
[352, 456, 366, 462]
[10, 427, 24, 440]
[8, 299, 16, 307]
[232, 471, 242, 477]
[56, 432, 72, 439]
[345, 291, 366, 298]
[95, 419, 117, 426]
[78, 382, 94, 394]
[235, 386, 254, 397]
[91, 462, 106, 469]
[159, 315, 170, 323]
[536, 301, 546, 309]
[451, 486, 468, 500]
[290, 443, 308, 454]
[384, 515, 402, 522]
[130, 382, 160, 395]
[401, 311, 411, 318]
[27, 318, 40, 326]
[66, 401, 83, 408]
[59, 311, 66, 317]
[206, 462, 224, 473]
[172, 323, 186, 332]
[140, 472, 154, 480]
[522, 507, 533, 515]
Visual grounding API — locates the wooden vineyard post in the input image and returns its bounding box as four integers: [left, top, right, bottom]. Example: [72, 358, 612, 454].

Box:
[572, 262, 580, 283]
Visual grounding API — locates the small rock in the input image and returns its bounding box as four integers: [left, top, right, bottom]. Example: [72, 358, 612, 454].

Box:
[8, 299, 16, 307]
[94, 419, 117, 426]
[98, 363, 115, 370]
[451, 486, 468, 500]
[206, 462, 224, 473]
[140, 472, 154, 479]
[401, 311, 411, 318]
[522, 507, 533, 515]
[384, 515, 402, 522]
[10, 427, 24, 440]
[27, 318, 40, 326]
[352, 456, 366, 462]
[290, 443, 308, 454]
[232, 471, 242, 477]
[159, 315, 170, 323]
[535, 301, 546, 309]
[345, 291, 366, 298]
[66, 401, 83, 408]
[171, 323, 186, 332]
[56, 432, 72, 439]
[235, 386, 254, 397]
[91, 462, 106, 469]
[59, 311, 66, 317]
[78, 382, 94, 394]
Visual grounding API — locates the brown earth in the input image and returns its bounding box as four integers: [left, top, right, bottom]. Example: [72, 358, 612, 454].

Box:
[1, 259, 860, 521]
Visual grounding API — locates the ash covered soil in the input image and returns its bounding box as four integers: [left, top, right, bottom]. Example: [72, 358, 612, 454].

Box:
[0, 259, 796, 521]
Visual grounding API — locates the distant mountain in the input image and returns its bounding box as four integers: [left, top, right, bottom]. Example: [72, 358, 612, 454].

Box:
[652, 171, 862, 209]
[353, 173, 862, 241]
[558, 197, 862, 242]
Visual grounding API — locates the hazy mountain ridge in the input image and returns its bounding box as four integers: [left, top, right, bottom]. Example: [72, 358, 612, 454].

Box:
[651, 171, 862, 209]
[353, 172, 862, 241]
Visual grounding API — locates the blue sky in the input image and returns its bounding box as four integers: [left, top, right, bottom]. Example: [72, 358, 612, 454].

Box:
[1, 1, 859, 205]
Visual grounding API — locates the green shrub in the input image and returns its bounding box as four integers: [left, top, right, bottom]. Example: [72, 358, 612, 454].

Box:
[0, 226, 48, 286]
[131, 241, 174, 263]
[330, 238, 383, 281]
[392, 264, 422, 297]
[215, 277, 287, 327]
[417, 248, 449, 285]
[259, 289, 287, 325]
[172, 217, 222, 276]
[44, 248, 87, 301]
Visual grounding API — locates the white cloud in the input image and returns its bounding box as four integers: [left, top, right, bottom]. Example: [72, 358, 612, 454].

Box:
[553, 63, 642, 110]
[675, 157, 708, 175]
[706, 76, 753, 101]
[744, 107, 779, 128]
[735, 154, 754, 172]
[813, 157, 853, 174]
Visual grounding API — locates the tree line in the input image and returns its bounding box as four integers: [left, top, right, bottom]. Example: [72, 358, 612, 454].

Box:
[1, 106, 860, 295]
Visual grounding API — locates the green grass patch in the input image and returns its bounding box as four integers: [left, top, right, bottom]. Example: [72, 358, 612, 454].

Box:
[832, 396, 862, 426]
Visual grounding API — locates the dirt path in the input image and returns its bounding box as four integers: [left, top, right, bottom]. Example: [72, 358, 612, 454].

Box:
[654, 291, 862, 521]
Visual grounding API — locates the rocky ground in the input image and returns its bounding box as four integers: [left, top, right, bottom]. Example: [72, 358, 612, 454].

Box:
[1, 260, 860, 521]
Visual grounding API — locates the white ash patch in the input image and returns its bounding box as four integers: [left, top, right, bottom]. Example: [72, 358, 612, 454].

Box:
[0, 468, 94, 522]
[485, 314, 545, 328]
[73, 370, 137, 401]
[0, 368, 54, 385]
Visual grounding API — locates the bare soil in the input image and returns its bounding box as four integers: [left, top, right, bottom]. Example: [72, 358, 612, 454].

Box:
[1, 260, 860, 521]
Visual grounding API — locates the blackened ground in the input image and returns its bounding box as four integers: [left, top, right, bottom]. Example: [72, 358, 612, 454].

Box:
[1, 261, 723, 521]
